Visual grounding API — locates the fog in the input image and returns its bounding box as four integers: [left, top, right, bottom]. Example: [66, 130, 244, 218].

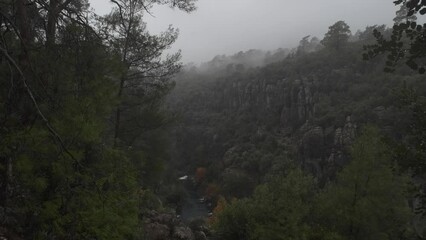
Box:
[90, 0, 398, 63]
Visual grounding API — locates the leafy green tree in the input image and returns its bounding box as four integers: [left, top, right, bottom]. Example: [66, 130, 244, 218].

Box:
[363, 0, 426, 222]
[357, 25, 387, 42]
[0, 19, 141, 237]
[297, 35, 322, 55]
[213, 199, 252, 240]
[321, 21, 351, 50]
[98, 0, 191, 148]
[214, 169, 315, 240]
[393, 4, 417, 24]
[0, 0, 197, 238]
[391, 88, 426, 216]
[364, 1, 426, 73]
[97, 1, 192, 188]
[248, 169, 315, 240]
[315, 127, 413, 240]
[297, 35, 312, 55]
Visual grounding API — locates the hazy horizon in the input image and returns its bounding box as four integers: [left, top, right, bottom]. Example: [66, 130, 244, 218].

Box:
[90, 0, 399, 64]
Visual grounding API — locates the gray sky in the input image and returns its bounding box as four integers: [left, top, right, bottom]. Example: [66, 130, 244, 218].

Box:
[90, 0, 398, 64]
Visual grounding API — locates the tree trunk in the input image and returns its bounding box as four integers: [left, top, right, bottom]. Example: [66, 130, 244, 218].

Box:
[16, 0, 31, 66]
[114, 107, 122, 147]
[113, 76, 126, 147]
[46, 0, 59, 47]
[113, 8, 132, 148]
[0, 155, 13, 208]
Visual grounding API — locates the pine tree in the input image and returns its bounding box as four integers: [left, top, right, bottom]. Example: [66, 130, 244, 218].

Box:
[321, 21, 351, 51]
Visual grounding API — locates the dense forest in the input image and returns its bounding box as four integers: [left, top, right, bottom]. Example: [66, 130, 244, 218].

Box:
[167, 16, 426, 239]
[1, 0, 426, 239]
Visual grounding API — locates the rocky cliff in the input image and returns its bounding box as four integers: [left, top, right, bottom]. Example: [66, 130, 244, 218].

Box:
[167, 44, 422, 198]
[144, 211, 208, 240]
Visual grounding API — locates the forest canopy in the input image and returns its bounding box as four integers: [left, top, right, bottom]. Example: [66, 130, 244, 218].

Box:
[0, 0, 194, 238]
[1, 0, 426, 239]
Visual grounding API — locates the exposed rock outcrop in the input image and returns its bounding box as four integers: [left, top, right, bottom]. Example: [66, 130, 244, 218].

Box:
[296, 115, 357, 180]
[144, 211, 200, 240]
[171, 60, 363, 183]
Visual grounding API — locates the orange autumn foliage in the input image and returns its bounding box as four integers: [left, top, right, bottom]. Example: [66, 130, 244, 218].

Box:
[194, 167, 207, 183]
[205, 183, 220, 198]
[208, 195, 227, 225]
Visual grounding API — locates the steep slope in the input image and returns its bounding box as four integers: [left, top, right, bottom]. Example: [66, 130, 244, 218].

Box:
[167, 32, 426, 200]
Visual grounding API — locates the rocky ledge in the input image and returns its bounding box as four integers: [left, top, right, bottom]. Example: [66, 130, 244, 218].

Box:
[144, 210, 208, 240]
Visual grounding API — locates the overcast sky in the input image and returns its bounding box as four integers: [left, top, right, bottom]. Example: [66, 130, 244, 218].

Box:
[90, 0, 398, 64]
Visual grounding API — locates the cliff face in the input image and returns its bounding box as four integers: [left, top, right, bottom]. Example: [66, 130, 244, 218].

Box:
[185, 69, 352, 131]
[144, 211, 209, 240]
[199, 76, 318, 127]
[299, 116, 356, 180]
[168, 47, 418, 193]
[170, 65, 362, 183]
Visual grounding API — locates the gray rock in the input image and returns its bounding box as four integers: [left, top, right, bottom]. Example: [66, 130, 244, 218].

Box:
[194, 231, 208, 240]
[145, 222, 171, 240]
[173, 226, 194, 240]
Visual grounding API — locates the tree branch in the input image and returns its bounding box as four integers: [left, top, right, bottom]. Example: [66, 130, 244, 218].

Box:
[0, 46, 81, 166]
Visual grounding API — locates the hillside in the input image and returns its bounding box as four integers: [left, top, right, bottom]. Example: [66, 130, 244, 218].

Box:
[164, 21, 426, 228]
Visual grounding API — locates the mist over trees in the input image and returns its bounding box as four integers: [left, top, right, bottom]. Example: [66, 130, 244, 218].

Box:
[168, 14, 426, 240]
[1, 0, 426, 239]
[321, 21, 351, 51]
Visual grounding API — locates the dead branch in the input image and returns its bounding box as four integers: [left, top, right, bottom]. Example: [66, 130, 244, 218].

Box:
[0, 45, 82, 167]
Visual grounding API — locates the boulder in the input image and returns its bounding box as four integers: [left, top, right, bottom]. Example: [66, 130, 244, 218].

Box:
[173, 226, 194, 240]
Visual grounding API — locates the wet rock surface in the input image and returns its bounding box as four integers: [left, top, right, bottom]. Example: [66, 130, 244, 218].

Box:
[144, 210, 208, 240]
